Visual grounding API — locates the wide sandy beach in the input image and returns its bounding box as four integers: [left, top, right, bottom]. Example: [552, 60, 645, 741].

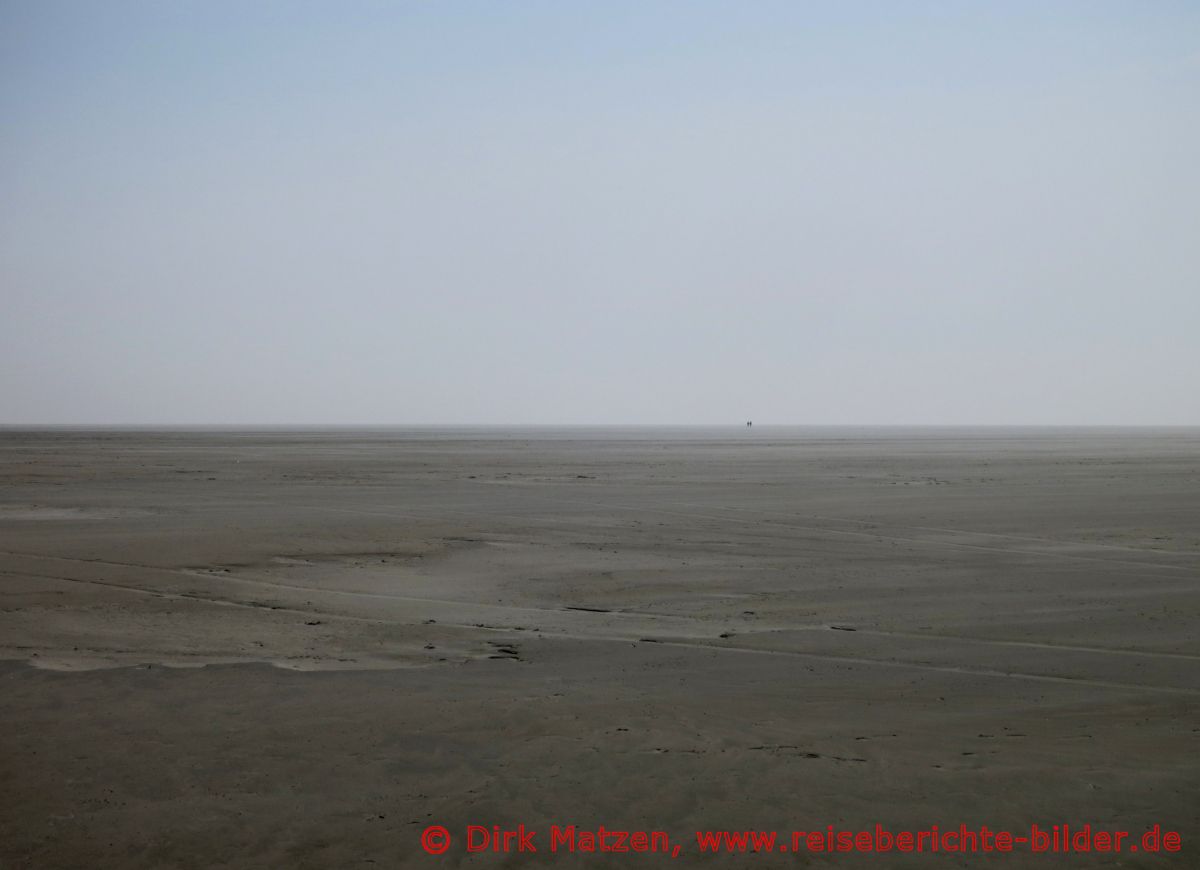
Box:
[1, 427, 1197, 867]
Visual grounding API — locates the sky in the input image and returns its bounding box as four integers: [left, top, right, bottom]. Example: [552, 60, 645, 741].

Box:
[2, 1, 1198, 425]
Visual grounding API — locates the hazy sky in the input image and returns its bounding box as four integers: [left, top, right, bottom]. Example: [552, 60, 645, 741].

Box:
[2, 1, 1197, 424]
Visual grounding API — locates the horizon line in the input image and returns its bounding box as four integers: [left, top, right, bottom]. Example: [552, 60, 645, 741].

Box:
[3, 422, 1200, 430]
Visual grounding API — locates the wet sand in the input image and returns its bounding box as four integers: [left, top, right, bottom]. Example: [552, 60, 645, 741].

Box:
[1, 427, 1197, 867]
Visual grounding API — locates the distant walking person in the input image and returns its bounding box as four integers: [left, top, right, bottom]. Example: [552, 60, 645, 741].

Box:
[746, 421, 752, 427]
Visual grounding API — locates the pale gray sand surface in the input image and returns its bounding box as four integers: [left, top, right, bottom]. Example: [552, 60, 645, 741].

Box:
[1, 427, 1198, 867]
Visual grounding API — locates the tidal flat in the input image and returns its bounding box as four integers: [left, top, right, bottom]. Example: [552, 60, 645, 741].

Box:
[1, 426, 1197, 867]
